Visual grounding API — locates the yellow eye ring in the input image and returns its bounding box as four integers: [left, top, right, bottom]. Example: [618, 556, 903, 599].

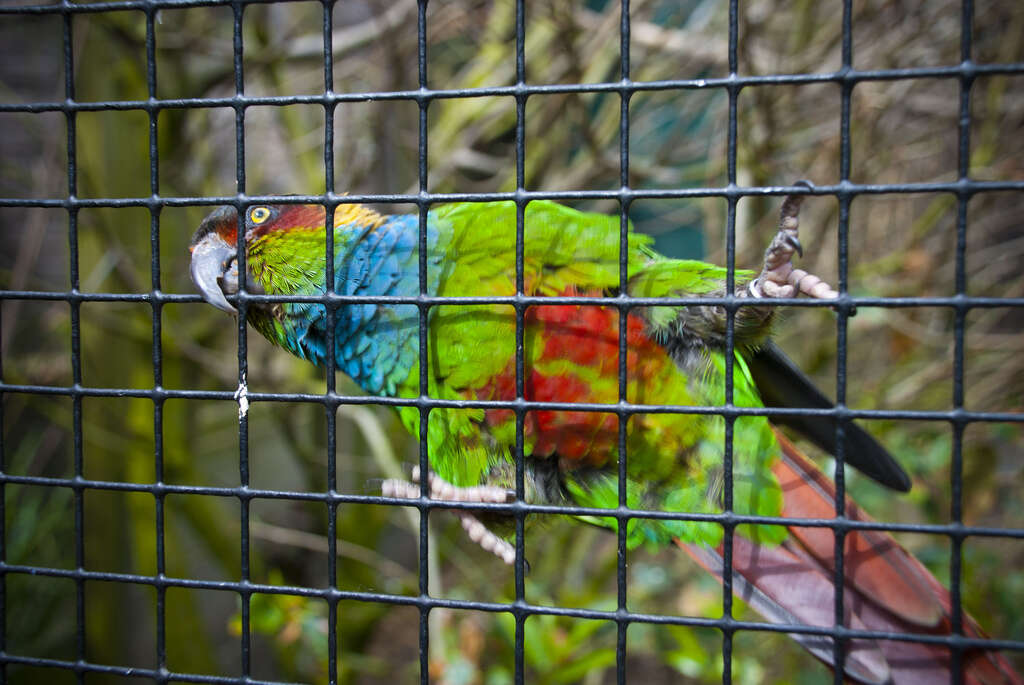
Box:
[249, 206, 271, 224]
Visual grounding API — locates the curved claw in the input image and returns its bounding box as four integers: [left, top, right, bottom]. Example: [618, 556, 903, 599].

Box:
[785, 234, 804, 258]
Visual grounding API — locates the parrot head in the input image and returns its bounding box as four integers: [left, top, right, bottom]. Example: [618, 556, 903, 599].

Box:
[189, 203, 324, 314]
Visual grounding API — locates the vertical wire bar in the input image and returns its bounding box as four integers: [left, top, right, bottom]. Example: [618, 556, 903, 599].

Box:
[230, 1, 252, 678]
[615, 1, 631, 682]
[722, 3, 739, 682]
[512, 2, 528, 683]
[950, 2, 974, 681]
[62, 6, 86, 683]
[321, 1, 339, 683]
[0, 294, 4, 685]
[832, 1, 855, 680]
[142, 5, 168, 681]
[415, 3, 431, 684]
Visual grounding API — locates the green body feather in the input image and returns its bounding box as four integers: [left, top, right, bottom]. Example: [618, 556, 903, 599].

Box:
[374, 201, 784, 549]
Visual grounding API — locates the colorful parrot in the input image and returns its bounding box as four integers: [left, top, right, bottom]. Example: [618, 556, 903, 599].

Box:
[189, 190, 1020, 684]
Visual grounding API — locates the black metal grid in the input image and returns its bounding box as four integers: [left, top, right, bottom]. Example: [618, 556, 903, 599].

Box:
[1, 0, 1023, 684]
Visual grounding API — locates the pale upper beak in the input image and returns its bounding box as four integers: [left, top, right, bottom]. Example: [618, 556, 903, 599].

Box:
[189, 232, 239, 314]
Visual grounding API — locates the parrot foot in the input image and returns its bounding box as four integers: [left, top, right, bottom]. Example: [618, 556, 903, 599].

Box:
[381, 466, 518, 565]
[746, 181, 839, 302]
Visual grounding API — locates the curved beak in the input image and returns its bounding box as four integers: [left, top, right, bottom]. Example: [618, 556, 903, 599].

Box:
[190, 232, 238, 314]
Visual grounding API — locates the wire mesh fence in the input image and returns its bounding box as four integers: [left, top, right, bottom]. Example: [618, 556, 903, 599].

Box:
[1, 0, 1023, 683]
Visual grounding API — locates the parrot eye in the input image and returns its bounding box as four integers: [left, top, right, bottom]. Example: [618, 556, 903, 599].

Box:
[249, 206, 272, 224]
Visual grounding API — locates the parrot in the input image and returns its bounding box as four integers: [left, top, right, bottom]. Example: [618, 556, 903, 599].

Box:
[189, 189, 1021, 685]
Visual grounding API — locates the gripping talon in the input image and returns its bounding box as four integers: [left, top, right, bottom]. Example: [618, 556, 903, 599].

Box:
[746, 180, 838, 303]
[379, 468, 518, 566]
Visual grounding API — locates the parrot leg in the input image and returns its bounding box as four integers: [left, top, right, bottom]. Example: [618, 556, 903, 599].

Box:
[671, 182, 844, 360]
[381, 467, 518, 565]
[746, 182, 839, 302]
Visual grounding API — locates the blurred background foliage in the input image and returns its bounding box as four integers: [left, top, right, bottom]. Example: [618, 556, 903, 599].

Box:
[1, 0, 1022, 683]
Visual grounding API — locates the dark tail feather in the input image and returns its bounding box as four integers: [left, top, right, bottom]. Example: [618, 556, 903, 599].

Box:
[748, 341, 911, 492]
[678, 431, 1022, 685]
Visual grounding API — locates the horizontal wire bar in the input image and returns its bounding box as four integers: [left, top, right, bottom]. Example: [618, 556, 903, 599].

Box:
[0, 652, 290, 685]
[0, 0, 315, 14]
[3, 473, 1022, 539]
[2, 180, 1024, 210]
[3, 288, 1024, 310]
[2, 562, 1023, 651]
[1, 62, 1022, 111]
[1, 381, 1021, 422]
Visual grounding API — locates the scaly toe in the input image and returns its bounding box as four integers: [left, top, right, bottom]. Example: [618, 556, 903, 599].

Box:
[746, 181, 839, 303]
[394, 469, 519, 566]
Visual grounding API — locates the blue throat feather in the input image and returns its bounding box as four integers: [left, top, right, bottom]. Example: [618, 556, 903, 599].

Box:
[278, 213, 442, 395]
